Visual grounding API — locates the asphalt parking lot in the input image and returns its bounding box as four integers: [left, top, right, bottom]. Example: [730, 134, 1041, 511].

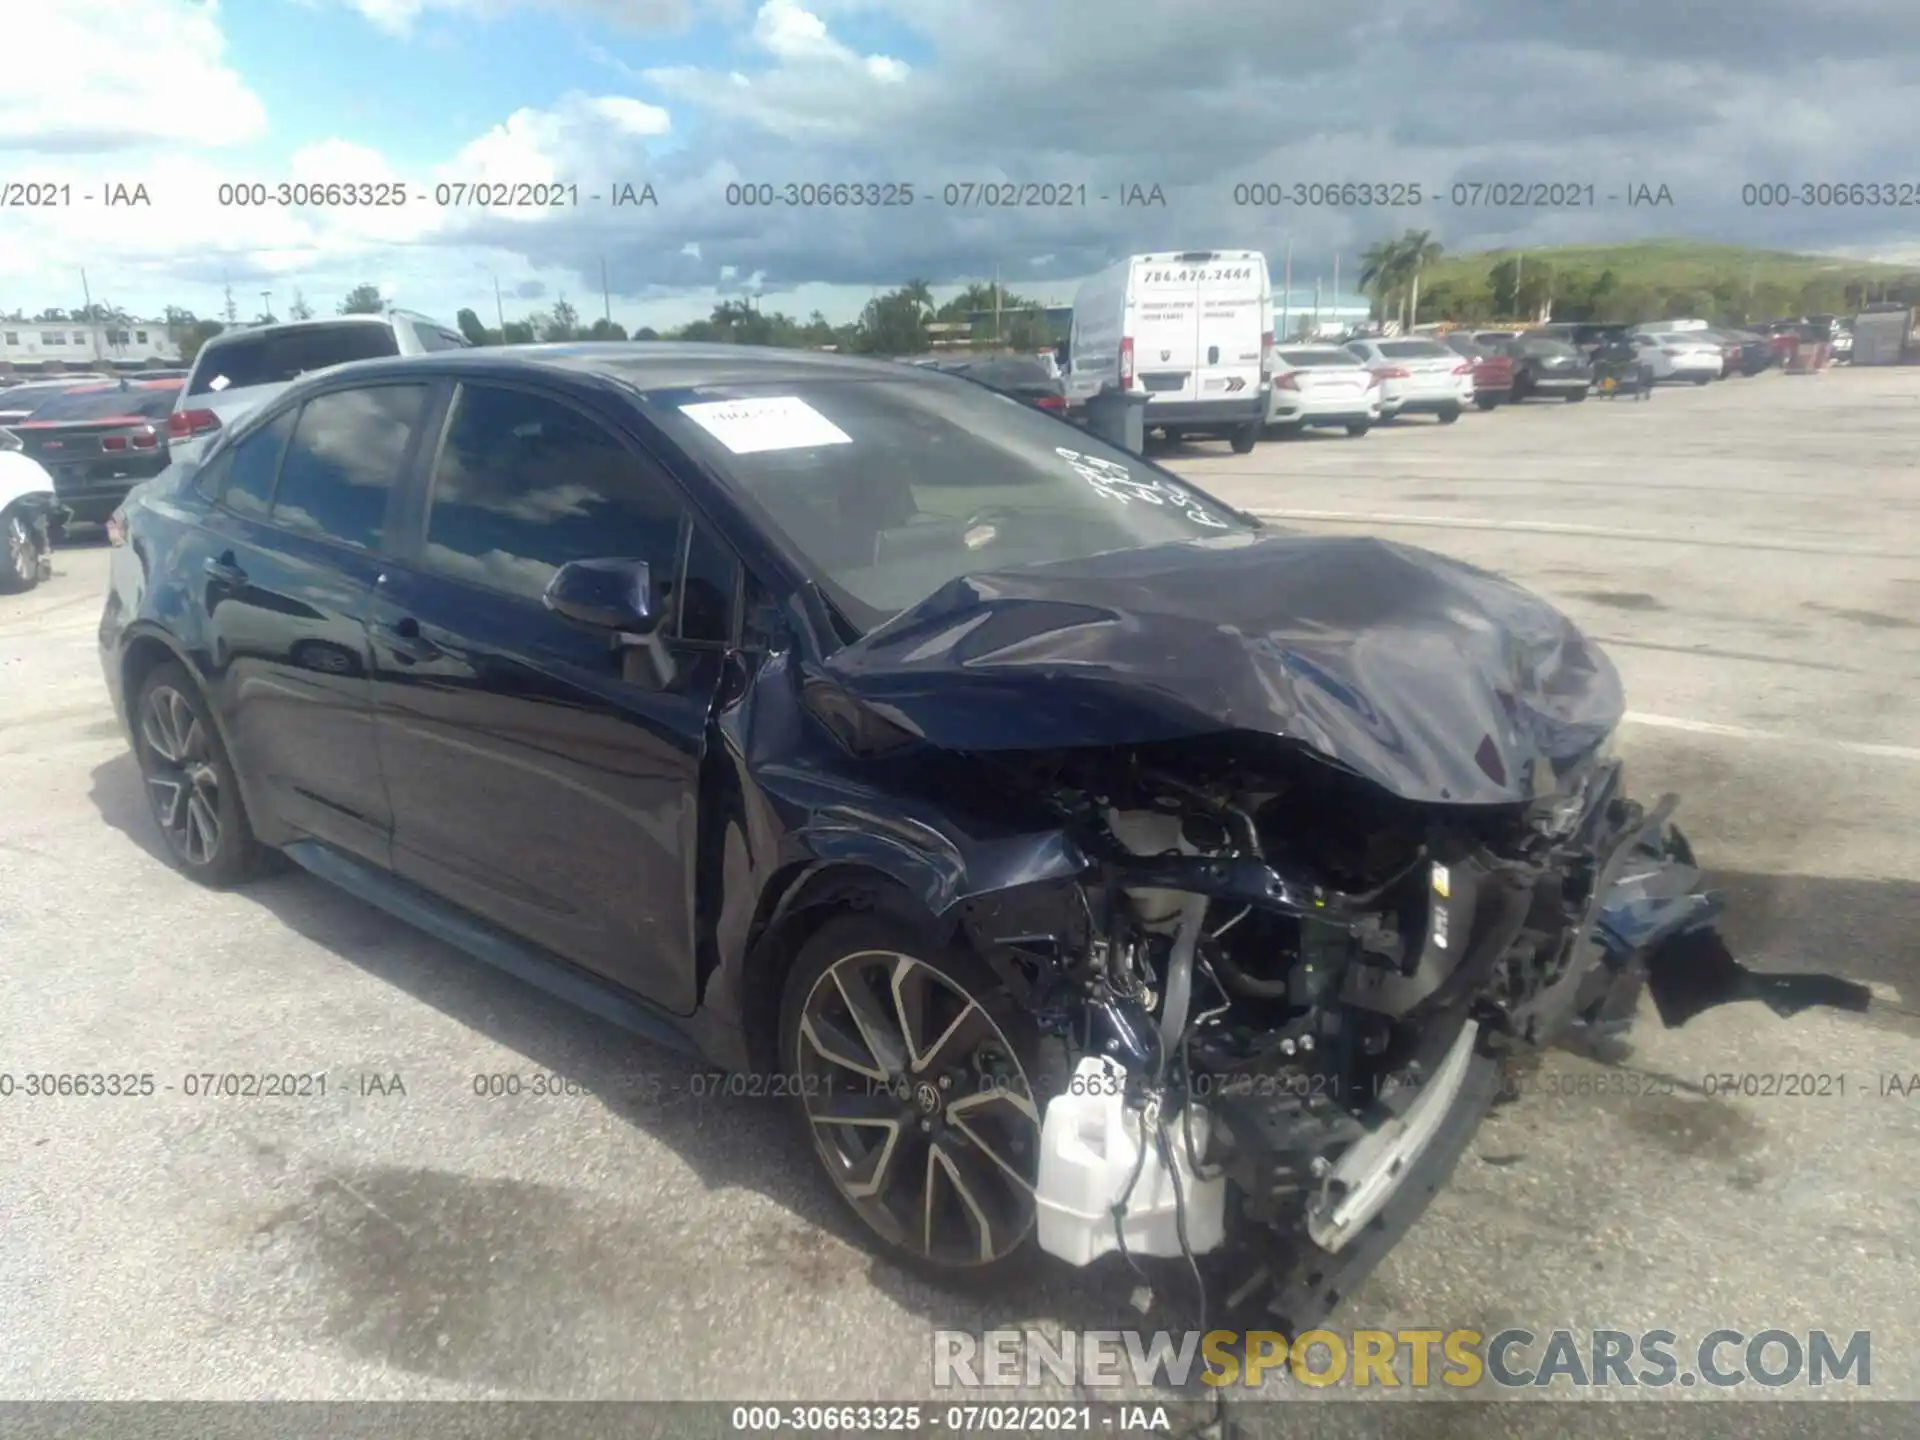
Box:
[2, 367, 1916, 1418]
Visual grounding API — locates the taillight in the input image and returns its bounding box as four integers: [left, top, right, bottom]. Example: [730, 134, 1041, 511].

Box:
[1119, 336, 1135, 391]
[1374, 365, 1410, 380]
[103, 435, 127, 451]
[167, 409, 221, 440]
[1273, 373, 1299, 390]
[1036, 394, 1065, 411]
[1451, 361, 1473, 375]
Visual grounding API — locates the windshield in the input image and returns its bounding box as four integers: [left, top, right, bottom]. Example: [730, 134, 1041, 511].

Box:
[1378, 340, 1450, 358]
[189, 323, 400, 395]
[1280, 348, 1360, 367]
[23, 384, 181, 421]
[644, 374, 1254, 631]
[1518, 338, 1580, 357]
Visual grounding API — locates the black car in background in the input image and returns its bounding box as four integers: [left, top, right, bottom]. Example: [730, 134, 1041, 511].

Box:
[1712, 329, 1778, 375]
[99, 343, 1831, 1326]
[1500, 333, 1594, 401]
[7, 377, 183, 525]
[1534, 323, 1630, 358]
[903, 352, 1067, 413]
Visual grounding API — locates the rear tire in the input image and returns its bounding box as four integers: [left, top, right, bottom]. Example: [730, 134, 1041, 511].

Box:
[1564, 391, 1587, 403]
[1474, 395, 1500, 411]
[132, 662, 268, 888]
[778, 911, 1052, 1290]
[1436, 404, 1461, 424]
[1, 510, 40, 594]
[1229, 421, 1260, 454]
[1268, 421, 1304, 439]
[1692, 374, 1711, 385]
[1345, 422, 1370, 437]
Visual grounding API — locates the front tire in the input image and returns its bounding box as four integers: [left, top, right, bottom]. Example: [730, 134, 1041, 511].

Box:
[779, 912, 1049, 1287]
[1229, 421, 1260, 454]
[132, 662, 267, 887]
[1, 510, 40, 593]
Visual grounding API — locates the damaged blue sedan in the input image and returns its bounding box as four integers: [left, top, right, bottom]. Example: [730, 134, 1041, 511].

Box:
[98, 344, 1867, 1332]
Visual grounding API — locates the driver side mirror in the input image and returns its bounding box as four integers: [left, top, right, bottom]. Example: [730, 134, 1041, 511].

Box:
[543, 557, 664, 635]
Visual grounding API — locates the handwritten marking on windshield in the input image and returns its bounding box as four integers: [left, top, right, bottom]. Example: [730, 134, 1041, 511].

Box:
[1054, 446, 1227, 527]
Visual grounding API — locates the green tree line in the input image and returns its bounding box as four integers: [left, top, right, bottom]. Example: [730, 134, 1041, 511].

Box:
[1353, 231, 1920, 327]
[144, 278, 1062, 364]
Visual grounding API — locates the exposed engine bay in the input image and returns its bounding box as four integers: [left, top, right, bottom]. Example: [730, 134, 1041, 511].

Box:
[949, 732, 1872, 1329]
[803, 531, 1873, 1329]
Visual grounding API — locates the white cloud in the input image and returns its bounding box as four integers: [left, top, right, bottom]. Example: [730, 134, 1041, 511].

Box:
[0, 0, 266, 153]
[336, 0, 693, 37]
[447, 92, 670, 187]
[753, 0, 841, 61]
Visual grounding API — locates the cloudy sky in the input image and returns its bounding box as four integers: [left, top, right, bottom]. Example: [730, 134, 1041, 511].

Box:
[4, 0, 1919, 328]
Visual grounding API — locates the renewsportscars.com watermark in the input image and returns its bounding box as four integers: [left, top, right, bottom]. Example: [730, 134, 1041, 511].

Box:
[933, 1327, 1872, 1391]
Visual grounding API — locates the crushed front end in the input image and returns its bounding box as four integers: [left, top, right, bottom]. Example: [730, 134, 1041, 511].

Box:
[957, 733, 1868, 1330]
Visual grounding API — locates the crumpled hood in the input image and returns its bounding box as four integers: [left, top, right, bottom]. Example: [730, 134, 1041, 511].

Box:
[820, 531, 1624, 805]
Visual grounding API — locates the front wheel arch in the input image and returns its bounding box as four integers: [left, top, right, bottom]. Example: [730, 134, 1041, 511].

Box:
[739, 865, 949, 1073]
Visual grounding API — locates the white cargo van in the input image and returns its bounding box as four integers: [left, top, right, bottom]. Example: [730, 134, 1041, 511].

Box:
[1065, 250, 1273, 452]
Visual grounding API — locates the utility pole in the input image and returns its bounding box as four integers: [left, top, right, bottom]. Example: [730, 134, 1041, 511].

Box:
[1282, 236, 1292, 341]
[222, 273, 237, 324]
[260, 290, 273, 320]
[80, 268, 102, 362]
[493, 274, 505, 332]
[993, 263, 1002, 346]
[600, 257, 611, 323]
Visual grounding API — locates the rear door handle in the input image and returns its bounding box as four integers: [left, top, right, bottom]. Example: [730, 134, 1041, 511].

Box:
[204, 554, 247, 585]
[373, 615, 443, 664]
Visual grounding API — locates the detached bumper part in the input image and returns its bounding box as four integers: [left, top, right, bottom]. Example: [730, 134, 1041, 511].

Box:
[1035, 1057, 1226, 1265]
[1306, 1019, 1479, 1254]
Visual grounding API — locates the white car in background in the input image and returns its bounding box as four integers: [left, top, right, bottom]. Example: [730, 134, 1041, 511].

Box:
[166, 311, 468, 468]
[1634, 332, 1723, 384]
[1344, 337, 1475, 423]
[1266, 346, 1381, 437]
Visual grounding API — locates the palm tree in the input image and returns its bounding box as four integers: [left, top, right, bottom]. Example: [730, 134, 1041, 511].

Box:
[1357, 239, 1408, 325]
[1400, 230, 1444, 329]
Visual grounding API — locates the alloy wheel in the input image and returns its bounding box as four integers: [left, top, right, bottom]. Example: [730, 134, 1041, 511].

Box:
[5, 516, 33, 586]
[796, 950, 1040, 1268]
[140, 685, 223, 866]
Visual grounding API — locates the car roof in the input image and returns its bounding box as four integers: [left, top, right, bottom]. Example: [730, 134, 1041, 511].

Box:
[195, 313, 404, 351]
[274, 341, 927, 395]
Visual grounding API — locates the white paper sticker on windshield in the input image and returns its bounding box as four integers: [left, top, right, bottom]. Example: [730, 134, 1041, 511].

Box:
[207, 374, 230, 392]
[1054, 446, 1228, 528]
[679, 396, 851, 454]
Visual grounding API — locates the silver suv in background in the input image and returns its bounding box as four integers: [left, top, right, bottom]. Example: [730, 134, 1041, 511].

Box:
[166, 310, 468, 466]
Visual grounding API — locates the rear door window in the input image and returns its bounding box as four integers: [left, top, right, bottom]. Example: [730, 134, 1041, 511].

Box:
[189, 324, 402, 395]
[269, 385, 429, 550]
[213, 409, 298, 520]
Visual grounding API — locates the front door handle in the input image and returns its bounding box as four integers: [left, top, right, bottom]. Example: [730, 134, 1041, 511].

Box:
[204, 553, 247, 585]
[374, 616, 443, 665]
